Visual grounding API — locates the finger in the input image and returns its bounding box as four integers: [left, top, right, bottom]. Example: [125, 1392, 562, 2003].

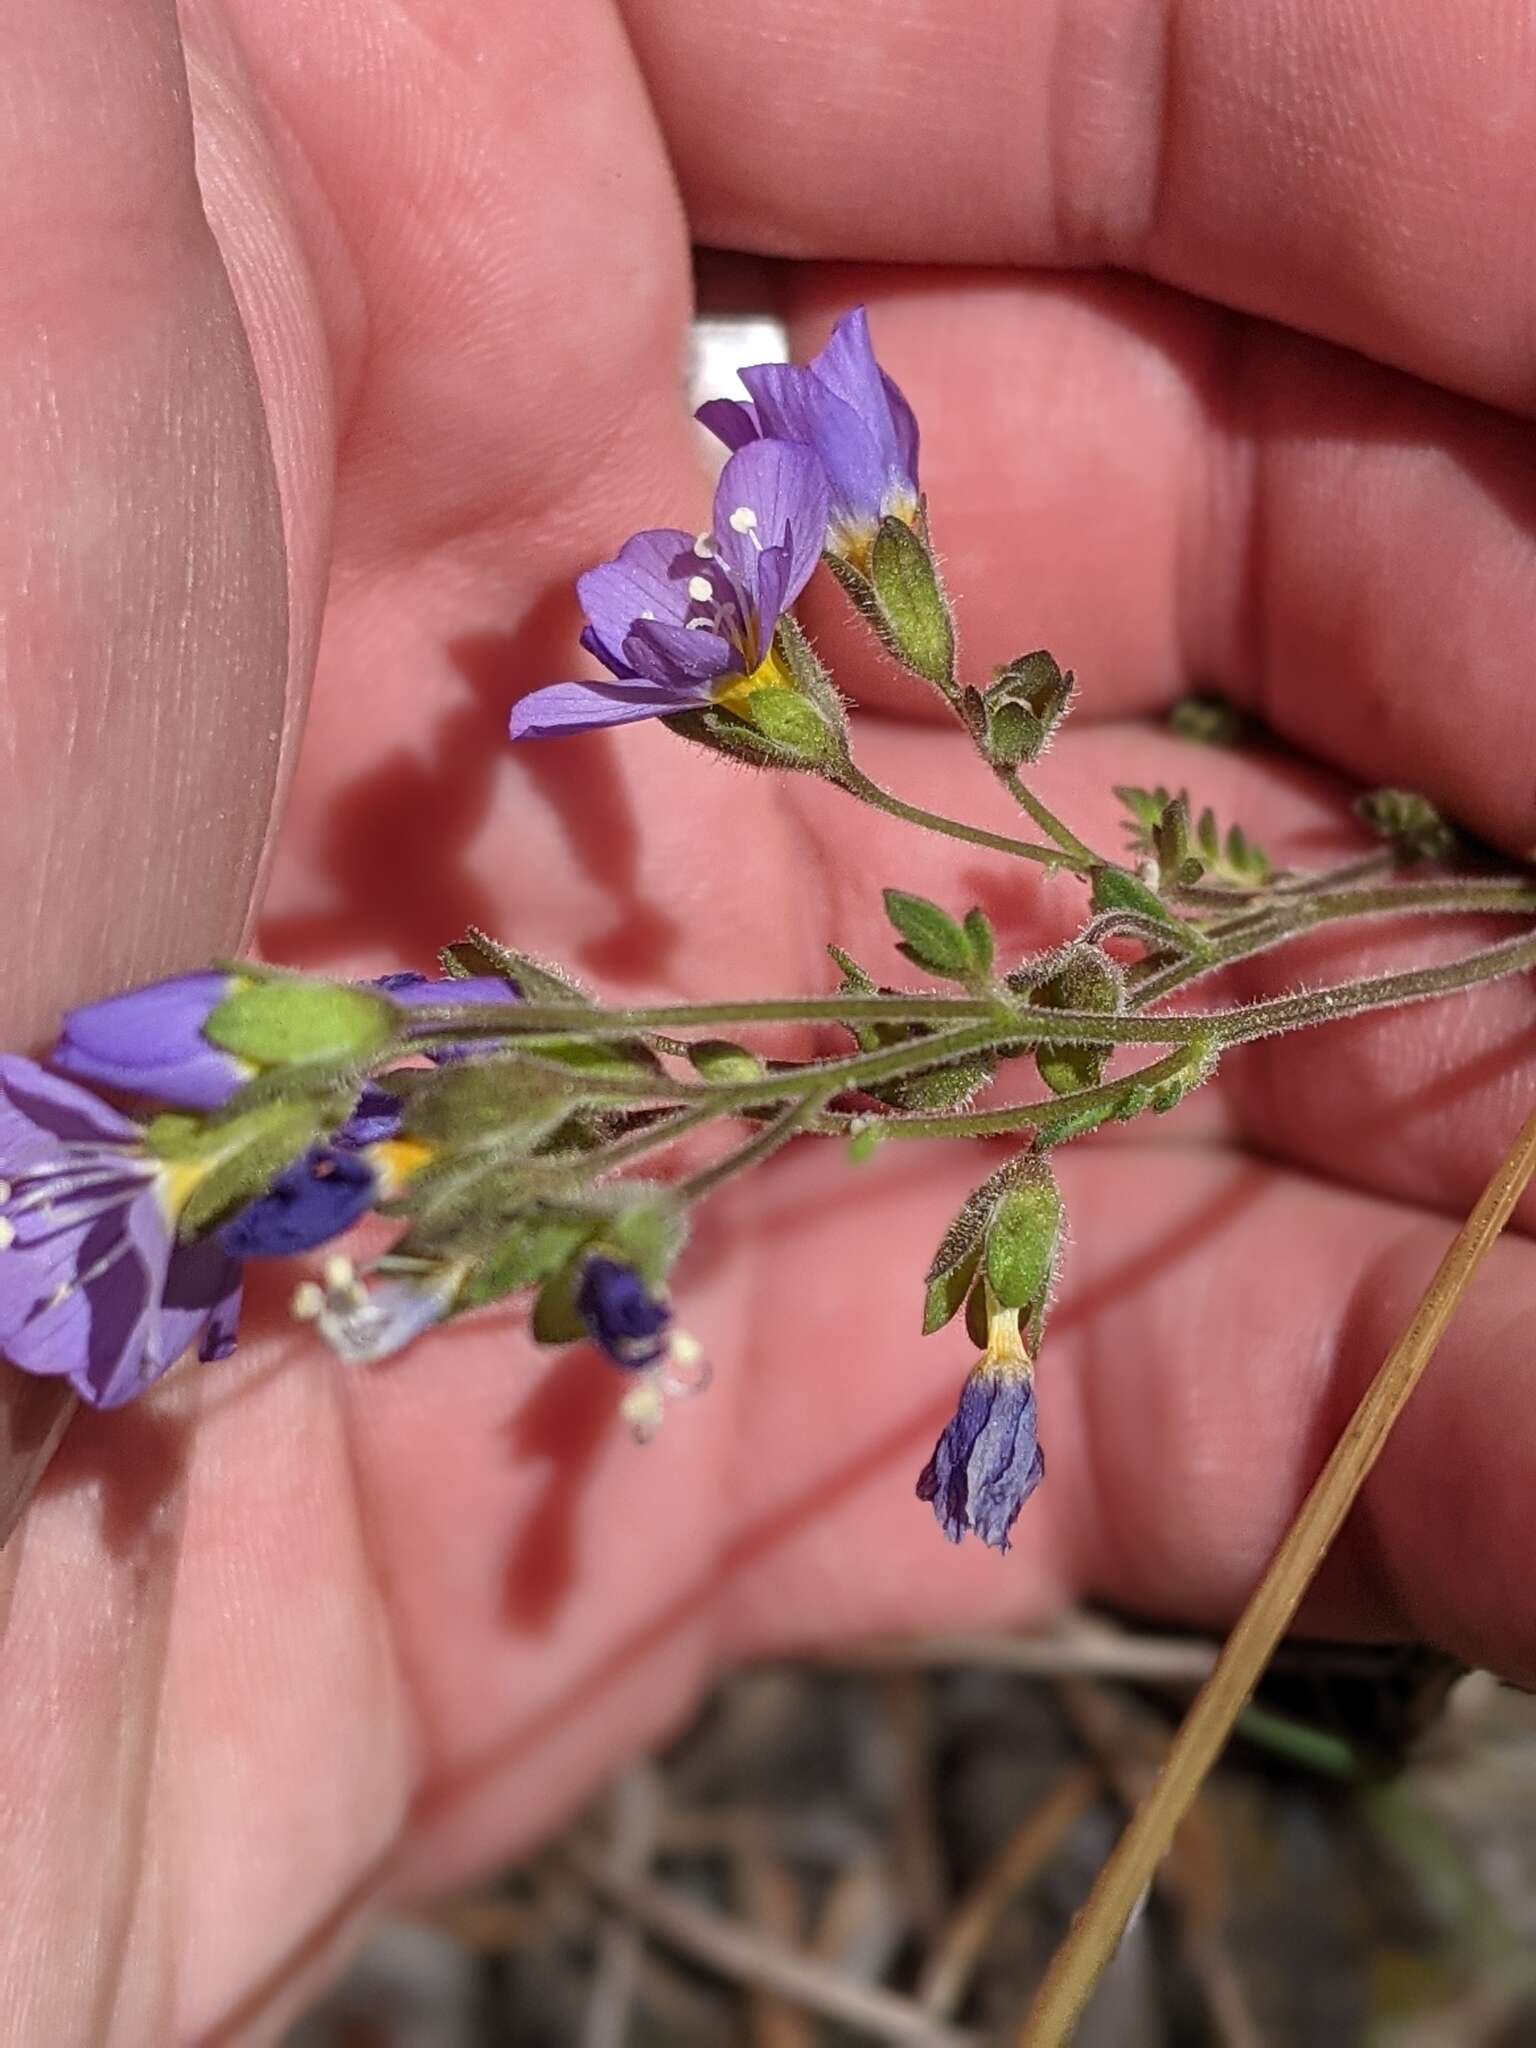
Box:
[768, 271, 1536, 861]
[624, 0, 1536, 414]
[0, 3, 292, 2036]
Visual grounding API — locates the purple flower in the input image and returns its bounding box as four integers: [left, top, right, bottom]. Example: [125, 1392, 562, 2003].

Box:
[509, 440, 829, 740]
[917, 1340, 1044, 1553]
[52, 972, 252, 1112]
[698, 308, 921, 571]
[574, 1254, 711, 1442]
[0, 1057, 242, 1408]
[576, 1255, 673, 1369]
[219, 1146, 380, 1260]
[293, 1254, 466, 1365]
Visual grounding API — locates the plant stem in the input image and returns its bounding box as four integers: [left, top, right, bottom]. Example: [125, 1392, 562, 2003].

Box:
[1132, 878, 1536, 1010]
[675, 1090, 833, 1202]
[810, 1047, 1199, 1143]
[833, 762, 1085, 871]
[1018, 1100, 1536, 2046]
[995, 764, 1101, 868]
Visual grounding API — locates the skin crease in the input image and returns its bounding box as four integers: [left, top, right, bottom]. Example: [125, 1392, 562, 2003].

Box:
[0, 0, 1535, 2036]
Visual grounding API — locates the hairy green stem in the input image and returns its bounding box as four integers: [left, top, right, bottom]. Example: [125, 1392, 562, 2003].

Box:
[994, 764, 1101, 868]
[833, 762, 1083, 871]
[1133, 876, 1536, 1009]
[676, 1090, 833, 1202]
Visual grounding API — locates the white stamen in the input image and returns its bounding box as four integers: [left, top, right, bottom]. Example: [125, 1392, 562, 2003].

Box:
[0, 1219, 13, 1250]
[684, 617, 713, 631]
[694, 532, 716, 558]
[323, 1254, 360, 1298]
[687, 574, 714, 602]
[0, 1181, 10, 1204]
[727, 505, 757, 533]
[638, 608, 656, 620]
[291, 1281, 326, 1321]
[619, 1377, 666, 1445]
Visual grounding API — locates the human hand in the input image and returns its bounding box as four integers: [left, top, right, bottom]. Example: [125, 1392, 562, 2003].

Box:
[5, 2, 1535, 2037]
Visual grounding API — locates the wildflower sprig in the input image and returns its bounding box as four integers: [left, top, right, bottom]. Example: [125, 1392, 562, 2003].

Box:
[5, 307, 1534, 1556]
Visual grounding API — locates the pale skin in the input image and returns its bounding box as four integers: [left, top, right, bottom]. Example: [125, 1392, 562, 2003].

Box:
[4, 0, 1536, 2036]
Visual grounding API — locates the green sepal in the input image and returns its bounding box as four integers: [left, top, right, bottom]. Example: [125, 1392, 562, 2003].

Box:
[984, 1175, 1063, 1311]
[828, 945, 886, 1052]
[964, 1271, 992, 1348]
[602, 1193, 688, 1289]
[923, 1240, 983, 1336]
[440, 930, 585, 1003]
[868, 516, 956, 688]
[205, 977, 397, 1070]
[688, 1039, 766, 1082]
[452, 1209, 597, 1313]
[165, 1100, 331, 1238]
[1024, 945, 1125, 1098]
[399, 1058, 575, 1147]
[662, 698, 839, 775]
[979, 651, 1074, 766]
[528, 1038, 664, 1081]
[921, 1153, 1036, 1334]
[740, 685, 843, 765]
[531, 1261, 588, 1345]
[871, 1051, 996, 1114]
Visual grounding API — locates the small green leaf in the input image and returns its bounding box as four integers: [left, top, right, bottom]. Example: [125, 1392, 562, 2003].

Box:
[962, 907, 996, 980]
[847, 1119, 887, 1164]
[1090, 865, 1179, 926]
[453, 1211, 597, 1311]
[883, 889, 975, 980]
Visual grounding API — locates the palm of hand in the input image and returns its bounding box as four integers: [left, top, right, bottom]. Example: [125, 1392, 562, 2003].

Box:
[5, 1, 1536, 2036]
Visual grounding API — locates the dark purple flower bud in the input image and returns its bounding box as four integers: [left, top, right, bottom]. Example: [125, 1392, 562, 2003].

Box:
[510, 440, 829, 740]
[219, 1146, 380, 1259]
[0, 1057, 242, 1408]
[52, 971, 252, 1111]
[917, 1338, 1044, 1553]
[699, 307, 921, 572]
[576, 1255, 673, 1369]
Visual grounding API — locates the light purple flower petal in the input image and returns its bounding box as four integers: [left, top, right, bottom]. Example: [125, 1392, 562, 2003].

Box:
[511, 679, 705, 740]
[695, 397, 761, 451]
[0, 1054, 143, 1151]
[710, 440, 828, 606]
[576, 529, 699, 663]
[623, 618, 736, 686]
[52, 973, 247, 1111]
[381, 976, 519, 1012]
[749, 543, 792, 661]
[879, 369, 921, 484]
